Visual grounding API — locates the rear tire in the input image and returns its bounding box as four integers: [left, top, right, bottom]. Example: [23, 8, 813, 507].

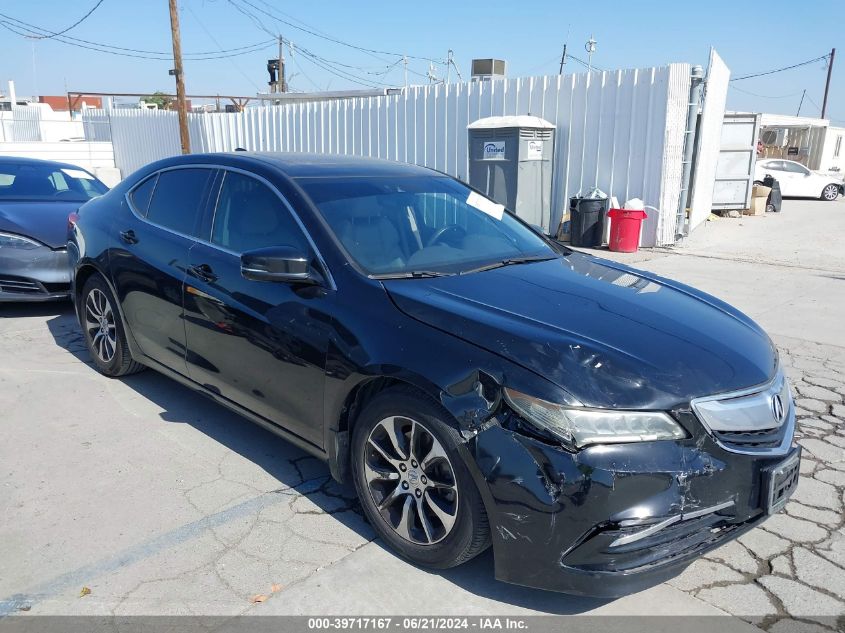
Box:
[80, 274, 145, 377]
[821, 183, 839, 201]
[351, 386, 490, 569]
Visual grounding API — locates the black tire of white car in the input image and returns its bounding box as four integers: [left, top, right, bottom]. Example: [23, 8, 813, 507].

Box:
[351, 386, 490, 569]
[81, 274, 146, 377]
[821, 184, 839, 201]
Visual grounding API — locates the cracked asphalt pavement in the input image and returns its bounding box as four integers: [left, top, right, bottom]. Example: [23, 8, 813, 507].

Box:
[0, 198, 843, 628]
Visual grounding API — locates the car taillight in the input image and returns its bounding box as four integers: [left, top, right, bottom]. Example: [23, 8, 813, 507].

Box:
[67, 212, 80, 234]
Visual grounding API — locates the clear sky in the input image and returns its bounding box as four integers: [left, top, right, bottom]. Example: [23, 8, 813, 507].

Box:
[1, 0, 842, 124]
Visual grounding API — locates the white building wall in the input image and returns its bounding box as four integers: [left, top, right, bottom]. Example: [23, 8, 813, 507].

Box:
[0, 105, 85, 142]
[83, 64, 694, 245]
[819, 126, 845, 174]
[0, 141, 119, 186]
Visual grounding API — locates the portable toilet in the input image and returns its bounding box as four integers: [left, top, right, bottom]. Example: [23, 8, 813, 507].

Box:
[467, 115, 555, 232]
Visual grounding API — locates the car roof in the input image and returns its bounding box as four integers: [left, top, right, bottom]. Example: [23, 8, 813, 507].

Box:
[158, 152, 439, 179]
[0, 154, 96, 173]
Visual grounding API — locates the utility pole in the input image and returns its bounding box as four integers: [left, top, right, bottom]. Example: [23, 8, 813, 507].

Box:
[797, 89, 806, 116]
[821, 48, 835, 119]
[403, 55, 408, 87]
[559, 43, 567, 75]
[168, 0, 190, 154]
[446, 50, 452, 84]
[427, 62, 437, 84]
[585, 35, 596, 74]
[279, 35, 287, 93]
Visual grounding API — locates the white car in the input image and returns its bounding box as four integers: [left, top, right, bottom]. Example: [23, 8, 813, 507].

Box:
[755, 159, 843, 201]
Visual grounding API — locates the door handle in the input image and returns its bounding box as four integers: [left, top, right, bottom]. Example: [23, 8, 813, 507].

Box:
[119, 229, 138, 244]
[188, 263, 218, 283]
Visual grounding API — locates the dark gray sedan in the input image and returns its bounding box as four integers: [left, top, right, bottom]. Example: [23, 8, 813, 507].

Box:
[0, 156, 108, 301]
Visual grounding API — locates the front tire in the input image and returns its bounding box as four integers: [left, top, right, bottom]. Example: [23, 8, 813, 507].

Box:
[351, 387, 490, 569]
[821, 183, 840, 201]
[81, 274, 145, 377]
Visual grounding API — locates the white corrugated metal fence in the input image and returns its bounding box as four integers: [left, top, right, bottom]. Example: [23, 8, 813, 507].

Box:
[84, 65, 691, 245]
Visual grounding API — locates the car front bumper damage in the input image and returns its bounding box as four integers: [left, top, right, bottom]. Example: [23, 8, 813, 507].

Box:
[463, 409, 799, 597]
[0, 246, 70, 302]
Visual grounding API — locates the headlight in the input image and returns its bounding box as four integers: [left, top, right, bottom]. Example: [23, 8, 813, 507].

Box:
[504, 387, 687, 448]
[0, 232, 41, 250]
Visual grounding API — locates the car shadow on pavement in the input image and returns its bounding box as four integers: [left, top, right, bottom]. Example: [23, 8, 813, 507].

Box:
[42, 312, 612, 613]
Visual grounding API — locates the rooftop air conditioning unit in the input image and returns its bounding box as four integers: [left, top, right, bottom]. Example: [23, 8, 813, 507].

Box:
[471, 59, 506, 82]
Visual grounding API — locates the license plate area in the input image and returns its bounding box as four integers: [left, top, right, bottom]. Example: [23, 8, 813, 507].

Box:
[763, 446, 801, 515]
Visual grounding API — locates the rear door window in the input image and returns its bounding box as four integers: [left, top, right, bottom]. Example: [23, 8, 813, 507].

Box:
[210, 171, 308, 254]
[146, 168, 214, 238]
[782, 161, 809, 174]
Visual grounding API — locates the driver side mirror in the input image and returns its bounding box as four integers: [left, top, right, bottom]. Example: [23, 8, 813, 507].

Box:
[241, 246, 318, 284]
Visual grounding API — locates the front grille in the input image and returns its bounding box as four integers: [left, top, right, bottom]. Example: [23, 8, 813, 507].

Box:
[0, 276, 44, 295]
[714, 427, 785, 449]
[690, 370, 794, 455]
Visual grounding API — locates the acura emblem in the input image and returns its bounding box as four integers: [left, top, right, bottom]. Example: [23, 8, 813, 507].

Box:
[771, 394, 785, 423]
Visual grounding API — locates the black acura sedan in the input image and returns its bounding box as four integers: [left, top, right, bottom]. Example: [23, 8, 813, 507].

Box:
[68, 153, 799, 597]
[0, 156, 108, 301]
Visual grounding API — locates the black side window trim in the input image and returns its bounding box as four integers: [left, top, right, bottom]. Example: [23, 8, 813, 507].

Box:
[125, 166, 218, 239]
[127, 173, 159, 218]
[196, 169, 224, 243]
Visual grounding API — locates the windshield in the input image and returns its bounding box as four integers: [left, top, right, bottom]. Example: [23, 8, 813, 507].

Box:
[298, 175, 556, 276]
[0, 163, 108, 202]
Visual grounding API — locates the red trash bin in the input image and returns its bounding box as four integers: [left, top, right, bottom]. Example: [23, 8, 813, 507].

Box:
[607, 208, 648, 253]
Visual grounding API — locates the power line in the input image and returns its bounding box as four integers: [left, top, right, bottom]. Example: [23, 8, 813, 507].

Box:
[225, 0, 277, 38]
[293, 47, 391, 88]
[185, 3, 262, 91]
[518, 54, 561, 77]
[731, 54, 829, 81]
[225, 0, 437, 86]
[804, 93, 823, 116]
[566, 54, 604, 73]
[224, 0, 414, 87]
[228, 0, 445, 64]
[28, 0, 106, 39]
[0, 10, 274, 59]
[289, 52, 323, 91]
[730, 85, 806, 99]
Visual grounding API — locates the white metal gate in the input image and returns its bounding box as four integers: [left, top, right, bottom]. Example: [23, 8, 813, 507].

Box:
[689, 49, 731, 231]
[712, 112, 761, 210]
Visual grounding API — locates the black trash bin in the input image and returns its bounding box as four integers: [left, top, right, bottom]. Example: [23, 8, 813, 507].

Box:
[569, 196, 609, 247]
[762, 175, 782, 212]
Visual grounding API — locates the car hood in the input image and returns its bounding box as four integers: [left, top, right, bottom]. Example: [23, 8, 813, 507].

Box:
[0, 200, 83, 249]
[384, 253, 778, 409]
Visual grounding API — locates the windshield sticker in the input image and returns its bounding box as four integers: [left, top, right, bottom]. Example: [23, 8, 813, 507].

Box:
[467, 191, 504, 221]
[61, 168, 94, 180]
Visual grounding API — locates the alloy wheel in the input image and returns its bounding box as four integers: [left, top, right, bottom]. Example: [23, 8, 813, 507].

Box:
[84, 288, 117, 363]
[823, 184, 839, 201]
[363, 416, 459, 545]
